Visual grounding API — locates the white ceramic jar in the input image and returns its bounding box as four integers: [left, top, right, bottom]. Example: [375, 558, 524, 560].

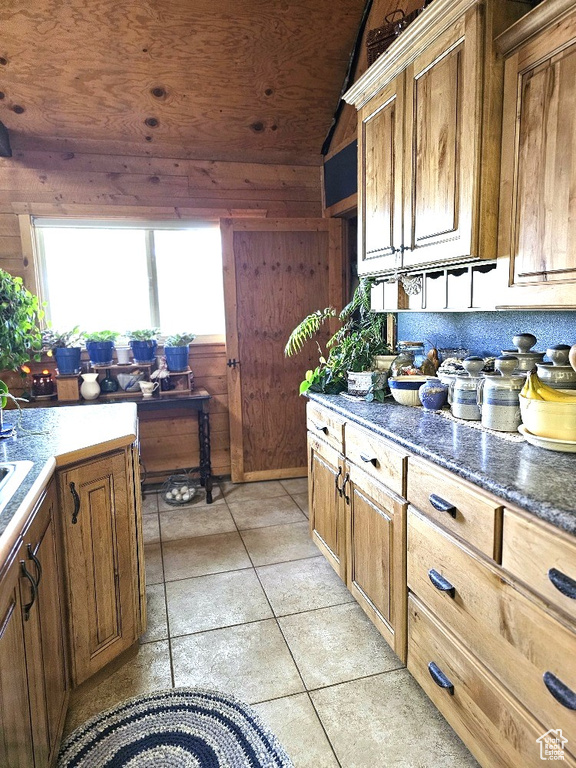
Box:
[477, 374, 524, 431]
[80, 373, 100, 401]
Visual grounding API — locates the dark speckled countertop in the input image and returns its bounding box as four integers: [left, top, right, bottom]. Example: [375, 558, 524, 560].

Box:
[0, 404, 138, 546]
[308, 393, 576, 537]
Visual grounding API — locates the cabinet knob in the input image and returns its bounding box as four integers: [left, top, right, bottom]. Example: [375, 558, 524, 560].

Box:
[548, 568, 576, 600]
[429, 494, 457, 518]
[428, 662, 454, 695]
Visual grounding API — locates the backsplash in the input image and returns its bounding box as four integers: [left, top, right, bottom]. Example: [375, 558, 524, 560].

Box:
[396, 311, 576, 357]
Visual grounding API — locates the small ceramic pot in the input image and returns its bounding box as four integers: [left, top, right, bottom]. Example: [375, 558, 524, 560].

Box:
[477, 374, 524, 431]
[418, 378, 449, 410]
[115, 346, 132, 365]
[347, 371, 387, 397]
[80, 373, 100, 401]
[536, 362, 576, 390]
[450, 374, 482, 420]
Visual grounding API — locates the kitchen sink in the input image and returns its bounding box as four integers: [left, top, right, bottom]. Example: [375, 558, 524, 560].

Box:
[0, 461, 33, 516]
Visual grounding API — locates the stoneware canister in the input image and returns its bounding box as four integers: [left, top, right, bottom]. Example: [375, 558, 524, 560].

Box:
[450, 374, 482, 420]
[80, 372, 100, 401]
[418, 377, 449, 410]
[476, 374, 524, 432]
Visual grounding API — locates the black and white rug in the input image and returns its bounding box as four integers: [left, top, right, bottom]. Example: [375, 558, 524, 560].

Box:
[57, 688, 294, 768]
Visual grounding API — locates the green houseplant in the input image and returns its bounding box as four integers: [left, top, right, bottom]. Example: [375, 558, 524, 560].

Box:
[164, 333, 196, 372]
[84, 330, 120, 366]
[127, 328, 160, 364]
[42, 326, 83, 375]
[0, 269, 43, 436]
[285, 277, 392, 400]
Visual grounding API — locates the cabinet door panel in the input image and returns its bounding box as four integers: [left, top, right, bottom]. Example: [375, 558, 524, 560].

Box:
[359, 76, 404, 275]
[512, 43, 576, 283]
[22, 481, 68, 768]
[61, 452, 136, 685]
[403, 10, 479, 267]
[0, 553, 34, 768]
[308, 436, 345, 580]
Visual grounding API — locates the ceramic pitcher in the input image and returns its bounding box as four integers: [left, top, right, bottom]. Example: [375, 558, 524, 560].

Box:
[476, 374, 524, 432]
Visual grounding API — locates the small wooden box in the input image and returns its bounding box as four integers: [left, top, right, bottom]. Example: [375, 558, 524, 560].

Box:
[160, 370, 194, 395]
[56, 374, 81, 402]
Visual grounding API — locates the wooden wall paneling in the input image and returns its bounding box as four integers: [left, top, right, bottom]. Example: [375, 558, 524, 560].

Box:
[222, 217, 344, 482]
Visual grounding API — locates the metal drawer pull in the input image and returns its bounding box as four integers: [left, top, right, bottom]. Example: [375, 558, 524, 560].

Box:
[314, 422, 329, 434]
[548, 568, 576, 600]
[359, 453, 378, 466]
[334, 467, 343, 497]
[27, 544, 42, 587]
[70, 481, 81, 524]
[428, 662, 454, 695]
[543, 672, 576, 710]
[342, 472, 350, 505]
[20, 561, 38, 621]
[428, 569, 456, 598]
[429, 494, 457, 518]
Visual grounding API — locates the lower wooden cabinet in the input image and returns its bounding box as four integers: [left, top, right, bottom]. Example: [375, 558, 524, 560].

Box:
[308, 434, 346, 580]
[58, 448, 143, 686]
[0, 479, 68, 768]
[346, 463, 407, 660]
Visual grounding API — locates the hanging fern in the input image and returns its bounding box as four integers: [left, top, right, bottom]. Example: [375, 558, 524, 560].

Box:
[284, 307, 336, 357]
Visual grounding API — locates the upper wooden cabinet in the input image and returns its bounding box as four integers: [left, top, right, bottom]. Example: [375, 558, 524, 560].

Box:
[496, 0, 576, 307]
[345, 0, 531, 276]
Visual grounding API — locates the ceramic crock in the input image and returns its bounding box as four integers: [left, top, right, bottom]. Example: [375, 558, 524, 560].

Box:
[476, 374, 524, 431]
[450, 374, 482, 420]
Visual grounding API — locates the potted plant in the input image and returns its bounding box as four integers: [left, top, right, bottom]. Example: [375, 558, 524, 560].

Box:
[41, 326, 83, 375]
[0, 269, 43, 436]
[84, 330, 119, 366]
[127, 329, 160, 364]
[164, 333, 195, 372]
[285, 277, 392, 400]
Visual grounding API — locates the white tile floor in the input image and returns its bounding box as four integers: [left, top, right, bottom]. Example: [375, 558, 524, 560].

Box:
[65, 478, 479, 767]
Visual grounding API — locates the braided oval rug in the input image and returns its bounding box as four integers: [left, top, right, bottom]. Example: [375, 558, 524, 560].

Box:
[57, 688, 294, 768]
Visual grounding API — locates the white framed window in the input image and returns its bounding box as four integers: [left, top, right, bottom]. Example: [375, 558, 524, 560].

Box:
[33, 219, 226, 339]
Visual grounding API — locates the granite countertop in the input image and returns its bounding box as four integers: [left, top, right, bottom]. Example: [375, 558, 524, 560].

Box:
[0, 403, 138, 554]
[308, 393, 576, 537]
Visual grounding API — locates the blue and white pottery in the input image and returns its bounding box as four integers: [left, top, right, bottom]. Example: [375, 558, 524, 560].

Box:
[418, 377, 449, 410]
[450, 374, 482, 420]
[477, 374, 524, 431]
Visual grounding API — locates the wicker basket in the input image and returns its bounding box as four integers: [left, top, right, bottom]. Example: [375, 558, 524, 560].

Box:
[366, 3, 432, 66]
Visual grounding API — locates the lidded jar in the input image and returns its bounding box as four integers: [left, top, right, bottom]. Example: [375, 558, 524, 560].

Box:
[391, 342, 436, 377]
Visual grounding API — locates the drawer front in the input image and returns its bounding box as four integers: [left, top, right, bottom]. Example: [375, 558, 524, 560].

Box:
[345, 422, 406, 498]
[407, 457, 502, 558]
[307, 402, 345, 454]
[408, 509, 576, 745]
[502, 508, 576, 623]
[408, 596, 574, 768]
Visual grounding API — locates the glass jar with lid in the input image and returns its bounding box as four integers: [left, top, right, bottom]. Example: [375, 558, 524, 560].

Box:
[391, 342, 436, 377]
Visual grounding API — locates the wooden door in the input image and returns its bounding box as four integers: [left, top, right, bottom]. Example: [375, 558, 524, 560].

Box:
[358, 73, 404, 275]
[222, 218, 344, 483]
[403, 7, 481, 268]
[308, 435, 346, 580]
[0, 547, 34, 768]
[21, 480, 68, 768]
[346, 464, 407, 661]
[59, 451, 137, 685]
[498, 8, 576, 307]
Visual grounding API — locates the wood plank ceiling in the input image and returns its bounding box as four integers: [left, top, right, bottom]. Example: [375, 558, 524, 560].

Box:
[0, 0, 367, 163]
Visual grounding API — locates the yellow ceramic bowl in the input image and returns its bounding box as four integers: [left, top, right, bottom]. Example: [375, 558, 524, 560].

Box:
[519, 393, 576, 440]
[388, 375, 428, 407]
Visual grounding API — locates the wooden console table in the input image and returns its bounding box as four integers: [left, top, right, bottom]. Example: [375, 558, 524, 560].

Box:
[23, 388, 214, 503]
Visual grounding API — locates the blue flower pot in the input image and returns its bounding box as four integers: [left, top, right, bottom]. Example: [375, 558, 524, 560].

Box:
[130, 339, 157, 363]
[164, 345, 189, 372]
[86, 341, 115, 366]
[55, 346, 82, 375]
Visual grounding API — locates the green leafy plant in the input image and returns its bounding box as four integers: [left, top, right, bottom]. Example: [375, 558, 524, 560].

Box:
[41, 326, 83, 349]
[126, 328, 160, 341]
[0, 270, 43, 371]
[165, 333, 196, 347]
[286, 277, 392, 396]
[84, 330, 120, 343]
